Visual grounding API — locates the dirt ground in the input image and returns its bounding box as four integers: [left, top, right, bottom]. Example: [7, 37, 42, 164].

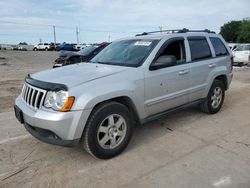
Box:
[0, 51, 250, 188]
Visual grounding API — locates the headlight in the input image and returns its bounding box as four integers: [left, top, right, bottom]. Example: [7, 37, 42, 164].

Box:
[44, 91, 75, 112]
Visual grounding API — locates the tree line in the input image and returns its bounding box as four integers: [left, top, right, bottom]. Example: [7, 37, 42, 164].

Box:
[220, 18, 250, 43]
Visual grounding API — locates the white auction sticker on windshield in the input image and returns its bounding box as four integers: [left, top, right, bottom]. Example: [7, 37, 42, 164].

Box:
[134, 41, 152, 46]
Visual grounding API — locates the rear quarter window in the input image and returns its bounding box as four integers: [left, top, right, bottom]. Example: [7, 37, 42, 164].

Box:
[188, 38, 212, 61]
[210, 37, 228, 57]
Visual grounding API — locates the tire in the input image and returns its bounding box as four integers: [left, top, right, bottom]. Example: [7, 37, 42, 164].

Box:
[33, 48, 37, 51]
[238, 62, 243, 67]
[200, 80, 225, 114]
[45, 47, 48, 51]
[82, 101, 133, 159]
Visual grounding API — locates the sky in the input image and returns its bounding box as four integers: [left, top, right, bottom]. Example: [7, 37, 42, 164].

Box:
[0, 0, 249, 44]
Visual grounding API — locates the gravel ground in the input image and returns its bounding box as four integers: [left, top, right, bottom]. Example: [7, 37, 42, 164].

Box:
[0, 51, 250, 188]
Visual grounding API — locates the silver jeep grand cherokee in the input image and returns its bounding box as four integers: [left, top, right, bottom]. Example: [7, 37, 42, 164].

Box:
[14, 29, 233, 159]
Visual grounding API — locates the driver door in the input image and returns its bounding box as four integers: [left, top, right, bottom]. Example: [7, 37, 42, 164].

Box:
[144, 38, 191, 116]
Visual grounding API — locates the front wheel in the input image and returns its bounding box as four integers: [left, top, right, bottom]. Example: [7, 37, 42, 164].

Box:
[82, 102, 133, 159]
[200, 80, 225, 114]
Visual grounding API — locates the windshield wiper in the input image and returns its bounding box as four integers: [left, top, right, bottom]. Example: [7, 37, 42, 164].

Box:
[92, 61, 135, 67]
[96, 61, 111, 65]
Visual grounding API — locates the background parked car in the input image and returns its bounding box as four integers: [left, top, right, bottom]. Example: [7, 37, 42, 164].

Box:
[56, 42, 76, 51]
[73, 44, 87, 51]
[10, 43, 29, 51]
[46, 43, 59, 51]
[48, 43, 55, 51]
[233, 44, 250, 66]
[17, 46, 27, 51]
[53, 42, 109, 68]
[33, 43, 50, 51]
[17, 42, 28, 51]
[11, 45, 19, 50]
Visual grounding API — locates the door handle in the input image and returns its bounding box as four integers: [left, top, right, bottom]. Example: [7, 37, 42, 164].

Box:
[178, 69, 189, 75]
[208, 64, 216, 68]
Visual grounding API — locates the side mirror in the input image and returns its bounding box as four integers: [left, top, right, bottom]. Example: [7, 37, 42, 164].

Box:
[150, 55, 177, 70]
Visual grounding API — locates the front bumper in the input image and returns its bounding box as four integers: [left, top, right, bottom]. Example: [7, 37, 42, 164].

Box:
[15, 95, 91, 146]
[228, 72, 233, 88]
[23, 122, 79, 146]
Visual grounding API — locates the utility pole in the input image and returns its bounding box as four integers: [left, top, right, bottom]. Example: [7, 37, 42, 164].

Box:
[76, 26, 79, 44]
[53, 25, 56, 44]
[159, 26, 163, 33]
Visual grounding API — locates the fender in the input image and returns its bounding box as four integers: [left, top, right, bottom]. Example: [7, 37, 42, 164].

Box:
[202, 65, 228, 98]
[70, 80, 146, 120]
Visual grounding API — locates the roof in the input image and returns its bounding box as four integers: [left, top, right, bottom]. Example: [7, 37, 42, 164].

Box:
[134, 32, 219, 41]
[115, 29, 220, 42]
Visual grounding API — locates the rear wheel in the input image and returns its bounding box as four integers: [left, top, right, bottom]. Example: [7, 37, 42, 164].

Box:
[82, 101, 133, 159]
[200, 80, 225, 114]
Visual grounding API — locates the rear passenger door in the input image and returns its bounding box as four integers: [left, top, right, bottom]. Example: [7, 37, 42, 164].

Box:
[187, 37, 214, 101]
[188, 36, 229, 101]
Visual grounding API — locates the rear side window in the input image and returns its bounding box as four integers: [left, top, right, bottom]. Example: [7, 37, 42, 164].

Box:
[235, 46, 244, 51]
[210, 37, 228, 57]
[188, 38, 212, 61]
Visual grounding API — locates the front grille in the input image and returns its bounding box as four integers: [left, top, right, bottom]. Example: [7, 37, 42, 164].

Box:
[21, 83, 47, 109]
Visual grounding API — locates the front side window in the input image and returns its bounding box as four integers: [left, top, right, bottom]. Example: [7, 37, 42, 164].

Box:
[188, 38, 212, 61]
[210, 37, 228, 57]
[91, 39, 159, 67]
[158, 40, 186, 64]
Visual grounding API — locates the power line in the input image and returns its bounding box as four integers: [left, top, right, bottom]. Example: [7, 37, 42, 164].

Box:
[0, 33, 65, 38]
[0, 20, 138, 34]
[0, 20, 71, 29]
[0, 19, 143, 44]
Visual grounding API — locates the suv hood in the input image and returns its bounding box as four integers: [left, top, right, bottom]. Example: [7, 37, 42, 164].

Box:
[31, 63, 130, 88]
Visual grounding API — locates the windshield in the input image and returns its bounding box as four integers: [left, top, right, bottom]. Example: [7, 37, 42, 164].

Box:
[78, 45, 99, 56]
[91, 39, 159, 67]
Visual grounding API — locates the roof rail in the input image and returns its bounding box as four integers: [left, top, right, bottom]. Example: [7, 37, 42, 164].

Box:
[135, 28, 215, 36]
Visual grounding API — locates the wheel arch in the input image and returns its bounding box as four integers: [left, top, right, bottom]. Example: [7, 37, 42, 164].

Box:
[203, 73, 229, 99]
[214, 74, 228, 90]
[88, 96, 141, 125]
